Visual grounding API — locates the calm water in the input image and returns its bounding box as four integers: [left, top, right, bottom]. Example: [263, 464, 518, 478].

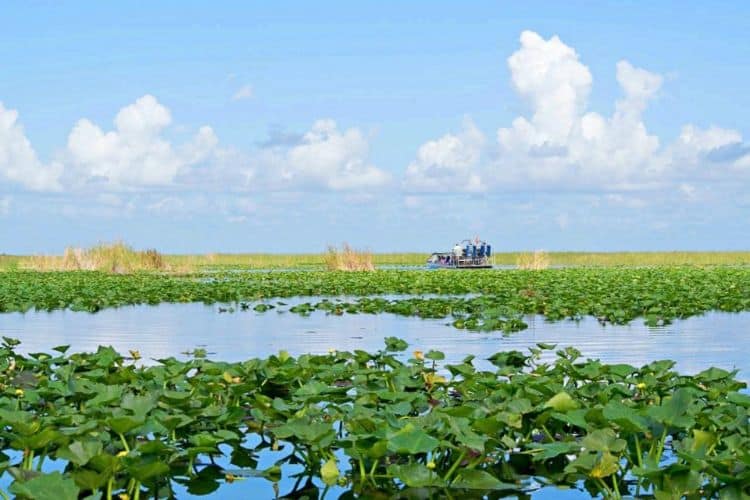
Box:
[1, 303, 748, 379]
[1, 304, 748, 498]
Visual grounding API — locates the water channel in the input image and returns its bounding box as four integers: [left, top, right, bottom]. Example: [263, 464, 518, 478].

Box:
[2, 303, 748, 380]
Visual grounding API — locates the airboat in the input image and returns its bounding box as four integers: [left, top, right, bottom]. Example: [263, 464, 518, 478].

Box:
[426, 238, 494, 269]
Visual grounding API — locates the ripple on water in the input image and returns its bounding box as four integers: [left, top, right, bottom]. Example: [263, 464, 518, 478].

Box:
[2, 304, 749, 380]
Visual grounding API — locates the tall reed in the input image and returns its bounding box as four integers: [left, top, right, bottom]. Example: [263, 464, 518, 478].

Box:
[516, 250, 550, 270]
[21, 242, 171, 273]
[323, 243, 375, 271]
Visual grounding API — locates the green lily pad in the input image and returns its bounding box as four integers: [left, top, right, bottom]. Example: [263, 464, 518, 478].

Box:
[9, 471, 80, 500]
[544, 391, 579, 413]
[387, 463, 444, 488]
[56, 440, 103, 467]
[387, 424, 440, 454]
[452, 469, 517, 490]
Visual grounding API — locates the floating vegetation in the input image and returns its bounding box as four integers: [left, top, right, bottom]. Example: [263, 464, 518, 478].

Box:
[0, 337, 748, 498]
[256, 296, 529, 333]
[2, 268, 750, 332]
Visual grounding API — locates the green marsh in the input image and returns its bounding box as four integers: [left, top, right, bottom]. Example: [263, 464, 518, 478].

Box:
[2, 268, 750, 332]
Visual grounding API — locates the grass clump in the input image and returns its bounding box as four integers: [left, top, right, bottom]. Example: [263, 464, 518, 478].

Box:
[324, 243, 374, 271]
[21, 242, 171, 273]
[516, 250, 550, 270]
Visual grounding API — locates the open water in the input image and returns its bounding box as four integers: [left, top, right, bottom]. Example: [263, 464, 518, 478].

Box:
[2, 303, 748, 380]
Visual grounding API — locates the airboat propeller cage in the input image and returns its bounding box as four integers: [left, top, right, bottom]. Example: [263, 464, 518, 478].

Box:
[461, 238, 490, 258]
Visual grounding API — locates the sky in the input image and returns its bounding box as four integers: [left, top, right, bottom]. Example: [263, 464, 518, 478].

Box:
[1, 1, 749, 253]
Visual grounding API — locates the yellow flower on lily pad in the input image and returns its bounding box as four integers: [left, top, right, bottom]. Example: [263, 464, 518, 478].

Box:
[422, 372, 447, 386]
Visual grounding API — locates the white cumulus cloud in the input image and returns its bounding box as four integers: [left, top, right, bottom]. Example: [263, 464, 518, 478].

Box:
[66, 95, 219, 188]
[410, 30, 749, 193]
[671, 125, 742, 162]
[0, 102, 63, 191]
[496, 32, 664, 188]
[502, 30, 592, 147]
[404, 118, 485, 192]
[259, 119, 390, 190]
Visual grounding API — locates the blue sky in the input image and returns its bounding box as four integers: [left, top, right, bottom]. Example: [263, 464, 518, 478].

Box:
[1, 1, 749, 253]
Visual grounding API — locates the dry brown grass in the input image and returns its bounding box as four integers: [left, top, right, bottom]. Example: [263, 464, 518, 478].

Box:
[20, 242, 173, 273]
[323, 243, 374, 271]
[516, 250, 550, 270]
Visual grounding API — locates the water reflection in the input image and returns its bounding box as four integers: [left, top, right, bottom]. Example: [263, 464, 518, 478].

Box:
[1, 304, 748, 380]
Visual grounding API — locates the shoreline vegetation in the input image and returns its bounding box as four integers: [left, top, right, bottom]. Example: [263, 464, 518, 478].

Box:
[3, 247, 750, 273]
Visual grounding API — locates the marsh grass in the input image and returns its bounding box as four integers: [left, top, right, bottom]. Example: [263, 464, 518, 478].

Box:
[542, 251, 750, 267]
[516, 250, 550, 270]
[323, 243, 375, 271]
[5, 249, 750, 272]
[154, 251, 750, 269]
[167, 253, 323, 270]
[20, 242, 173, 273]
[0, 254, 22, 270]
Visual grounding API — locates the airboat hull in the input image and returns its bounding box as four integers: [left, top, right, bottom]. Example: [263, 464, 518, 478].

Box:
[427, 263, 493, 269]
